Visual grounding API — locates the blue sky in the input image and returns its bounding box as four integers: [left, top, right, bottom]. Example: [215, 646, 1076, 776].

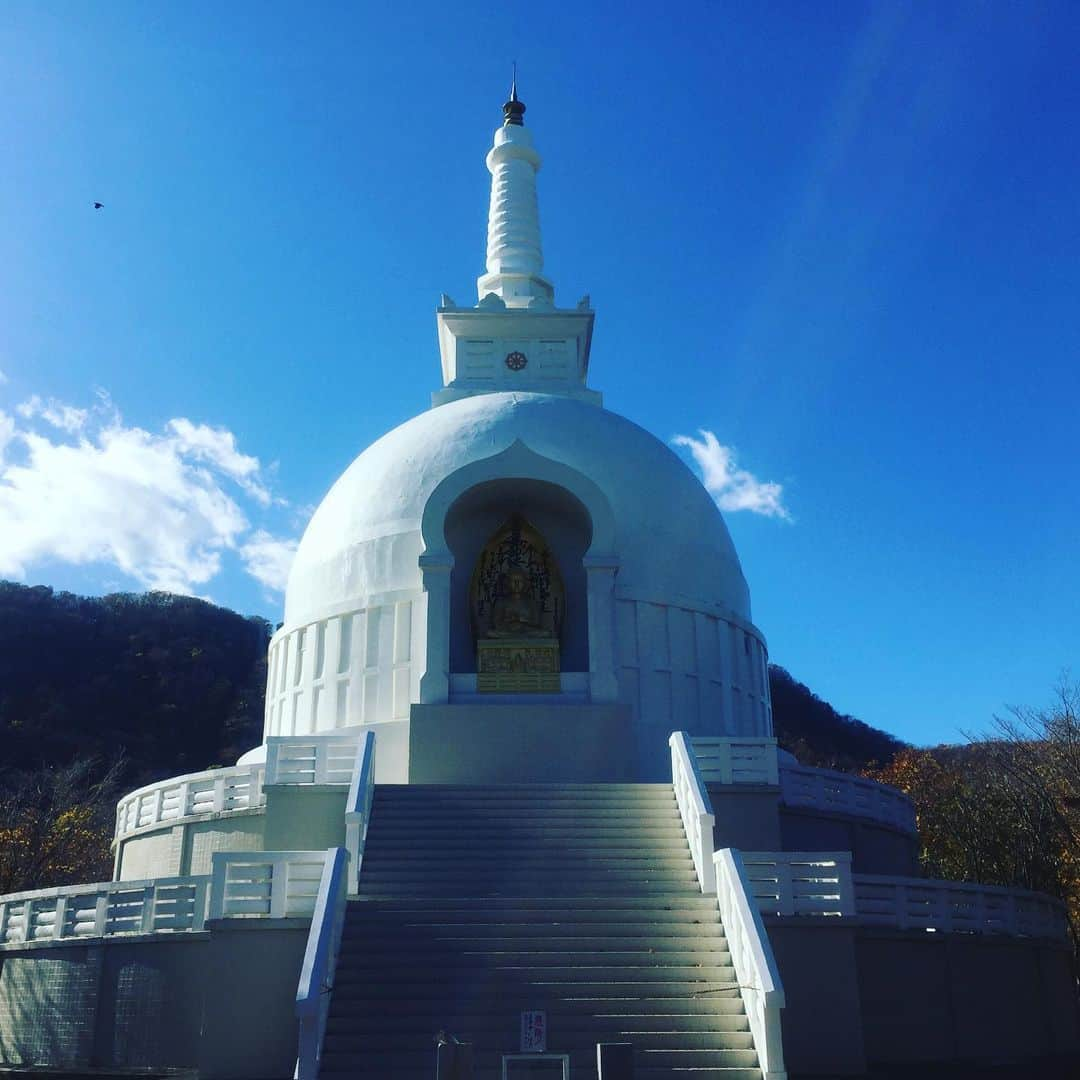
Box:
[1, 2, 1077, 746]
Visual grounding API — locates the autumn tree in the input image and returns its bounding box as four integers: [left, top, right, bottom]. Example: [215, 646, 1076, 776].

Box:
[0, 757, 121, 894]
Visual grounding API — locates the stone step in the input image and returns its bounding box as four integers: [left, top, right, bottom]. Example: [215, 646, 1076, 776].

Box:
[367, 807, 678, 820]
[329, 991, 746, 1016]
[323, 1029, 756, 1052]
[332, 977, 740, 998]
[361, 853, 694, 870]
[345, 918, 725, 939]
[355, 884, 702, 899]
[319, 1047, 759, 1072]
[321, 1069, 761, 1080]
[371, 786, 673, 803]
[326, 1012, 750, 1035]
[346, 899, 718, 919]
[339, 947, 733, 968]
[359, 864, 699, 879]
[364, 832, 691, 848]
[343, 934, 728, 952]
[347, 893, 715, 908]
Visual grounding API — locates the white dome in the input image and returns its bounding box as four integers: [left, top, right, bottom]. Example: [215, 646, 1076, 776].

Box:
[285, 393, 750, 628]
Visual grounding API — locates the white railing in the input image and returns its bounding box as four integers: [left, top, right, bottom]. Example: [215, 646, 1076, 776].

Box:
[265, 732, 363, 786]
[207, 850, 330, 919]
[741, 852, 855, 918]
[344, 730, 376, 895]
[714, 849, 787, 1080]
[854, 874, 1068, 940]
[0, 876, 209, 943]
[670, 731, 716, 894]
[295, 847, 349, 1080]
[691, 737, 780, 786]
[780, 763, 916, 833]
[115, 763, 266, 841]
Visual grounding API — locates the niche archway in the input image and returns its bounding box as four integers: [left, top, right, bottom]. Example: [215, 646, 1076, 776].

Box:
[444, 479, 592, 673]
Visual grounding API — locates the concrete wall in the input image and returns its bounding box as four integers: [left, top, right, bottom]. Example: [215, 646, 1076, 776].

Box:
[854, 928, 1080, 1068]
[116, 808, 267, 881]
[409, 703, 637, 783]
[0, 921, 308, 1077]
[763, 920, 1080, 1075]
[779, 806, 919, 875]
[768, 922, 866, 1076]
[263, 786, 347, 851]
[707, 784, 782, 851]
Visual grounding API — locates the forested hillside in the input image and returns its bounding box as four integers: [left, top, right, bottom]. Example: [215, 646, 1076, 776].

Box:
[0, 583, 270, 788]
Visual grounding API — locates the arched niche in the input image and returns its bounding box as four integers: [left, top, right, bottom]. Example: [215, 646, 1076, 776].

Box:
[445, 480, 592, 673]
[418, 440, 620, 704]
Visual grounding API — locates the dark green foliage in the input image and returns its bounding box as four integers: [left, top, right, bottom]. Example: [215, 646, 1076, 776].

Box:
[0, 582, 271, 790]
[769, 664, 907, 773]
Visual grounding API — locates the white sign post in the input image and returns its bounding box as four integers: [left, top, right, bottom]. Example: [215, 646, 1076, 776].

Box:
[520, 1010, 547, 1053]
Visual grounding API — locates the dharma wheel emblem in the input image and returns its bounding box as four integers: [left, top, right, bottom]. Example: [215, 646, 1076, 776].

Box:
[505, 350, 528, 371]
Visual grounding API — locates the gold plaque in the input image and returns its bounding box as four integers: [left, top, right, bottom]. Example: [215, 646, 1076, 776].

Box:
[477, 639, 560, 693]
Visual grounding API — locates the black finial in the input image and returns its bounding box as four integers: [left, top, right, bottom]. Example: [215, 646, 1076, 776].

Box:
[502, 63, 525, 126]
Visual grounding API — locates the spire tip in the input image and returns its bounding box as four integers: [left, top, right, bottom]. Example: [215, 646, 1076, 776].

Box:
[503, 64, 525, 126]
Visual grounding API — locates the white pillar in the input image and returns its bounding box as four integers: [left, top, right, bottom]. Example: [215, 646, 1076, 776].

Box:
[418, 552, 454, 704]
[584, 555, 619, 703]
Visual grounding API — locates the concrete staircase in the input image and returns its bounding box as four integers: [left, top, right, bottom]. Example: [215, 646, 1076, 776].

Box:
[320, 783, 761, 1079]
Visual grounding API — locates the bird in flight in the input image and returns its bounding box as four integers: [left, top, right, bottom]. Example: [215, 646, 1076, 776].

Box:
[93, 202, 104, 209]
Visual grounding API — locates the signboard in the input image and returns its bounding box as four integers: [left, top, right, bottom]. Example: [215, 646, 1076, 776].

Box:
[520, 1010, 547, 1053]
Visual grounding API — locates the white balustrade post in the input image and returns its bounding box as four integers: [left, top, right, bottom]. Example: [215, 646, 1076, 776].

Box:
[192, 878, 209, 930]
[314, 743, 329, 785]
[583, 556, 619, 703]
[93, 893, 109, 936]
[208, 855, 228, 920]
[212, 775, 226, 813]
[418, 553, 453, 704]
[270, 859, 289, 918]
[140, 885, 156, 933]
[252, 764, 266, 806]
[265, 742, 282, 786]
[53, 895, 68, 940]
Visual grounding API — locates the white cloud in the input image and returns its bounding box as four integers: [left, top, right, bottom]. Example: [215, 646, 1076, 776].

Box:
[0, 394, 299, 596]
[0, 411, 14, 466]
[673, 429, 791, 521]
[239, 530, 298, 591]
[17, 395, 89, 434]
[167, 418, 271, 506]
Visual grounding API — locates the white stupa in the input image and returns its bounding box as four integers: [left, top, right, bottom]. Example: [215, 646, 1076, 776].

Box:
[2, 84, 1073, 1080]
[267, 79, 770, 783]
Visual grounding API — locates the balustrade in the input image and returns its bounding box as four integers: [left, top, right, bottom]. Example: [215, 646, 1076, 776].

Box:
[115, 764, 265, 841]
[0, 876, 209, 943]
[691, 736, 779, 786]
[779, 763, 916, 832]
[264, 732, 363, 786]
[207, 850, 329, 919]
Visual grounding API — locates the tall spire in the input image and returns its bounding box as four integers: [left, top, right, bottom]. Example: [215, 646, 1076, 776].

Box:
[503, 66, 525, 126]
[433, 87, 598, 407]
[476, 77, 553, 307]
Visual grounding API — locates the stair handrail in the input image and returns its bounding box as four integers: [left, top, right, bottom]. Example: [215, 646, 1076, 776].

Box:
[344, 729, 376, 895]
[669, 731, 716, 893]
[295, 846, 349, 1080]
[714, 848, 787, 1080]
